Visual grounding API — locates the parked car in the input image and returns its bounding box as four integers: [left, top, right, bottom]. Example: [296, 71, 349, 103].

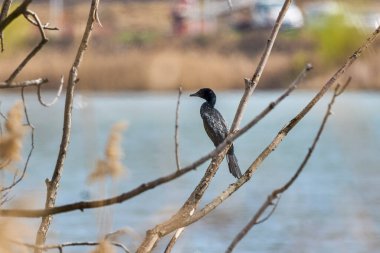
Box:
[251, 0, 304, 29]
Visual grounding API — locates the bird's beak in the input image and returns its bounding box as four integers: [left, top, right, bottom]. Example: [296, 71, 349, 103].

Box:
[190, 91, 199, 97]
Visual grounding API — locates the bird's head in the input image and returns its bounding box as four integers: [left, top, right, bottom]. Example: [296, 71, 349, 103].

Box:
[190, 88, 216, 105]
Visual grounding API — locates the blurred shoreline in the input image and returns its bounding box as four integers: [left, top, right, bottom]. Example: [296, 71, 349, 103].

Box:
[1, 1, 379, 91]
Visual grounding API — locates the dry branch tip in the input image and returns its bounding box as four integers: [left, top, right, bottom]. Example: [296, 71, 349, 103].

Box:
[37, 76, 64, 107]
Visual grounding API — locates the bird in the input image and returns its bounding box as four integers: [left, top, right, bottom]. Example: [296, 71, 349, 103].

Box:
[190, 88, 242, 178]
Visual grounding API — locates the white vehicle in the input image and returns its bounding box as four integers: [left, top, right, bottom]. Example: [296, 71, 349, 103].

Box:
[251, 0, 304, 29]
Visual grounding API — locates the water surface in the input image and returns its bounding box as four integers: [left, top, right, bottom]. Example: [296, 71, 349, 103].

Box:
[1, 91, 380, 253]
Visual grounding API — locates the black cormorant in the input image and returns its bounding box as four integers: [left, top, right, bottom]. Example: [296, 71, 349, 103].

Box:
[190, 88, 242, 178]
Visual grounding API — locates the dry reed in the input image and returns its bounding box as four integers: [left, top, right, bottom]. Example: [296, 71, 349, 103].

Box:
[0, 218, 31, 253]
[0, 102, 26, 170]
[88, 122, 127, 183]
[90, 240, 116, 253]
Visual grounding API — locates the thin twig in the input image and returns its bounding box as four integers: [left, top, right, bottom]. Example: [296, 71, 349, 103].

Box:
[0, 0, 13, 51]
[0, 0, 12, 23]
[23, 12, 59, 31]
[253, 194, 282, 226]
[0, 76, 63, 107]
[225, 78, 352, 253]
[0, 102, 8, 121]
[0, 191, 11, 206]
[37, 76, 64, 107]
[11, 240, 130, 253]
[24, 10, 47, 40]
[6, 10, 48, 83]
[0, 78, 48, 89]
[0, 34, 3, 52]
[0, 64, 311, 218]
[174, 86, 182, 171]
[0, 0, 31, 33]
[34, 0, 101, 250]
[0, 109, 3, 134]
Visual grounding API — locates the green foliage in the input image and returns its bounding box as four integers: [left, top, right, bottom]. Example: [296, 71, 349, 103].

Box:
[308, 14, 366, 66]
[3, 5, 30, 52]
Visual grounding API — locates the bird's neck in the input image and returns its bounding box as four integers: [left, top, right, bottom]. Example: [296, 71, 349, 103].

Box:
[205, 96, 216, 107]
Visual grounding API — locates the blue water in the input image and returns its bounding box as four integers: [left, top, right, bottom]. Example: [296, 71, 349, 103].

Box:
[1, 90, 380, 253]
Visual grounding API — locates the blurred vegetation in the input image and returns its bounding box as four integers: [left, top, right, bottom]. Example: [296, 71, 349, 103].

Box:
[3, 4, 30, 52]
[118, 30, 160, 47]
[1, 1, 379, 90]
[308, 14, 367, 67]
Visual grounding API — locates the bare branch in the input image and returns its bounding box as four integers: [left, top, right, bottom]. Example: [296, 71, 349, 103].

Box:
[0, 76, 63, 107]
[230, 0, 293, 132]
[11, 240, 130, 253]
[37, 76, 64, 107]
[0, 166, 192, 217]
[24, 10, 47, 40]
[253, 194, 282, 226]
[0, 0, 31, 33]
[0, 190, 11, 207]
[0, 0, 13, 51]
[225, 78, 352, 253]
[0, 102, 8, 121]
[0, 0, 13, 23]
[165, 139, 230, 252]
[0, 63, 311, 218]
[23, 12, 59, 31]
[94, 3, 103, 27]
[336, 76, 351, 96]
[236, 63, 312, 139]
[1, 3, 58, 82]
[0, 78, 48, 89]
[35, 0, 101, 250]
[0, 2, 62, 170]
[6, 10, 48, 83]
[173, 121, 235, 226]
[174, 86, 182, 171]
[164, 208, 195, 253]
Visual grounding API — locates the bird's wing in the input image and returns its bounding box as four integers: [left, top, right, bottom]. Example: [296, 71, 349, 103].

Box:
[201, 108, 229, 146]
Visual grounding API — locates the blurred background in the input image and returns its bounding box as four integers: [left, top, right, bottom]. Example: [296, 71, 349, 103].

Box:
[1, 1, 380, 253]
[1, 0, 380, 90]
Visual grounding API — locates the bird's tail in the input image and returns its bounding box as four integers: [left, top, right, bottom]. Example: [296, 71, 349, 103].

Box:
[227, 148, 242, 178]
